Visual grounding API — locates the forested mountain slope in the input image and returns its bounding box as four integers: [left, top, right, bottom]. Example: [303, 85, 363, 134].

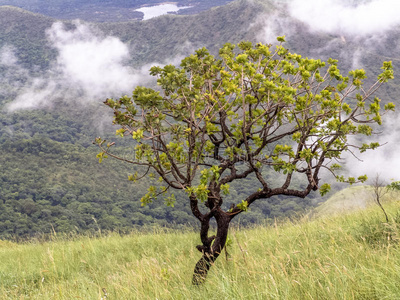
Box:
[0, 0, 399, 238]
[0, 0, 236, 22]
[0, 0, 262, 71]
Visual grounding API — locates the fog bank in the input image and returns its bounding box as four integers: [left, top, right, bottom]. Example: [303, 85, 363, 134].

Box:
[5, 21, 154, 111]
[288, 0, 400, 36]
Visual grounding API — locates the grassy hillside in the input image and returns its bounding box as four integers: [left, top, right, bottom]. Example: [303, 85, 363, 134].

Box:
[312, 185, 376, 218]
[311, 185, 400, 219]
[1, 201, 400, 299]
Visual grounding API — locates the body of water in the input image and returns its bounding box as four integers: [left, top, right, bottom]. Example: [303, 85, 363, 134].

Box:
[135, 3, 191, 20]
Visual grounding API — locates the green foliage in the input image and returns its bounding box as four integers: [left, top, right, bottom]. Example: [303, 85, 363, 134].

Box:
[319, 183, 331, 196]
[387, 181, 400, 191]
[236, 200, 248, 212]
[99, 38, 394, 218]
[96, 152, 107, 163]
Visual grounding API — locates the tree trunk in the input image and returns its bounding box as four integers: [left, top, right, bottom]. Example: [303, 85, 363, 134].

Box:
[192, 253, 213, 285]
[192, 211, 230, 285]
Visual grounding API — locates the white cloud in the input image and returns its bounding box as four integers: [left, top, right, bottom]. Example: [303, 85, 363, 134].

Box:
[6, 21, 153, 111]
[344, 115, 400, 183]
[256, 11, 292, 44]
[0, 45, 18, 66]
[288, 0, 400, 36]
[0, 45, 30, 99]
[48, 22, 140, 98]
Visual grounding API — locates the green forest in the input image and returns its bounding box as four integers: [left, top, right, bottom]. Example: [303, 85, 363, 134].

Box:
[0, 0, 235, 22]
[0, 106, 316, 238]
[0, 0, 399, 239]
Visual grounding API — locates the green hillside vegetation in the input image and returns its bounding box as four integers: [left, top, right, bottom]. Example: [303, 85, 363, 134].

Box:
[0, 1, 322, 238]
[0, 132, 315, 239]
[98, 0, 263, 66]
[311, 185, 400, 221]
[0, 0, 263, 71]
[2, 1, 400, 86]
[1, 201, 400, 299]
[0, 102, 316, 239]
[0, 0, 235, 22]
[0, 0, 399, 238]
[0, 124, 198, 237]
[0, 6, 56, 71]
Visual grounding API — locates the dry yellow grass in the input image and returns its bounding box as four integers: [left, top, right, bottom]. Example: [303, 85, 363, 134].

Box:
[1, 200, 400, 299]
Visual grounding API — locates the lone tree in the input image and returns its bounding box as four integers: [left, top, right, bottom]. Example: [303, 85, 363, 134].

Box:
[95, 38, 394, 284]
[371, 174, 390, 223]
[370, 174, 400, 223]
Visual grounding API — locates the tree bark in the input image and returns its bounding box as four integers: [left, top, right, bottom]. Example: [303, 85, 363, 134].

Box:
[192, 209, 230, 285]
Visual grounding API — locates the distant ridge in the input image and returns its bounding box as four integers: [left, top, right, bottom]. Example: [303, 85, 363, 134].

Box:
[0, 5, 54, 19]
[0, 0, 237, 22]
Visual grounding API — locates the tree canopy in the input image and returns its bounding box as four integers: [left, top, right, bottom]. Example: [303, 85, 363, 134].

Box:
[96, 37, 394, 283]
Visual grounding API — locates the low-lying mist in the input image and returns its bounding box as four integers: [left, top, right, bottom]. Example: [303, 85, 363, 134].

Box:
[3, 21, 156, 111]
[288, 0, 400, 36]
